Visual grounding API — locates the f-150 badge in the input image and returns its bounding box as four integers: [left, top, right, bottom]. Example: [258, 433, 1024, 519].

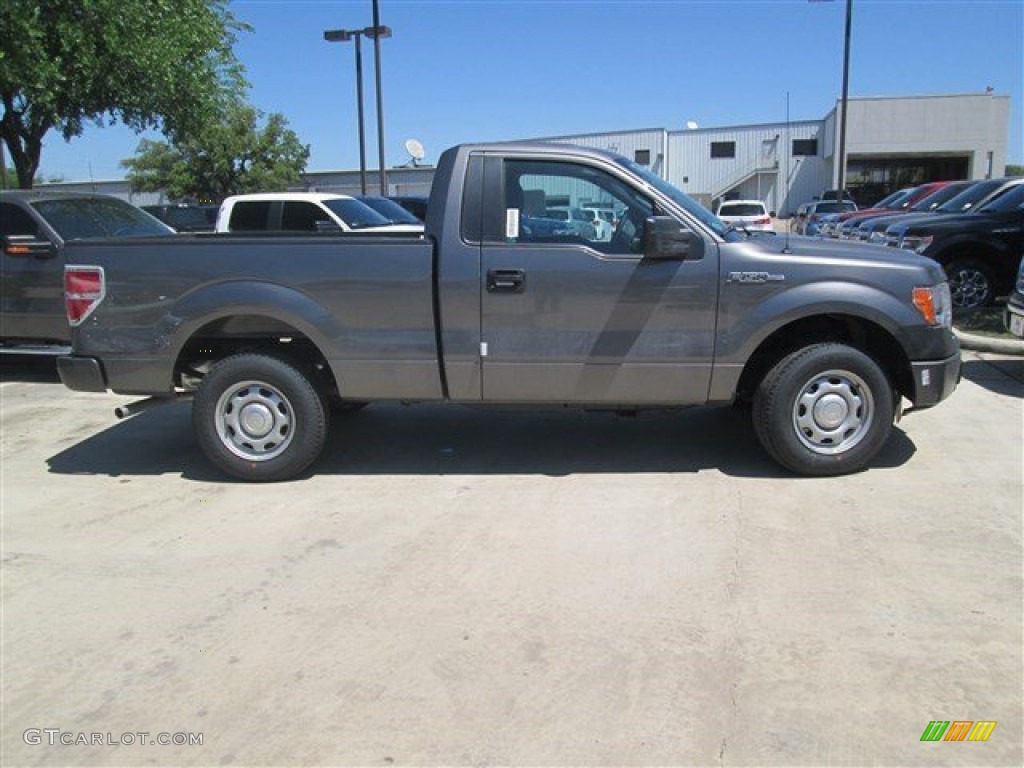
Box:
[727, 271, 786, 284]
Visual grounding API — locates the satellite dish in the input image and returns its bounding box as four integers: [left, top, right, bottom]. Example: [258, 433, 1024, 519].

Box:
[404, 139, 425, 166]
[685, 121, 699, 130]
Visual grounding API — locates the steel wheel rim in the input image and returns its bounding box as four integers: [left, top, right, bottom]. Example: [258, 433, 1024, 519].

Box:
[948, 267, 990, 308]
[792, 368, 874, 455]
[214, 379, 295, 462]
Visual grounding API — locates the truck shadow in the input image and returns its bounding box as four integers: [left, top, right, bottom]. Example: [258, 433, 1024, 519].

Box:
[0, 354, 61, 384]
[960, 358, 1024, 398]
[46, 401, 916, 481]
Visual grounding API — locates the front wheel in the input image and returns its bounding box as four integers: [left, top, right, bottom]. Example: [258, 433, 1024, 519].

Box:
[193, 353, 328, 481]
[752, 343, 894, 476]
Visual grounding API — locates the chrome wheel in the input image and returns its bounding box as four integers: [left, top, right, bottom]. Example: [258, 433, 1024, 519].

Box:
[214, 379, 295, 461]
[791, 369, 874, 455]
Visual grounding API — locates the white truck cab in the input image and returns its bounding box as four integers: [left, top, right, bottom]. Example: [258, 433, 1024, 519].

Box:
[215, 192, 423, 234]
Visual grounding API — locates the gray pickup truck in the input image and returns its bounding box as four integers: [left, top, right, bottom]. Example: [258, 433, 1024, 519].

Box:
[58, 142, 960, 480]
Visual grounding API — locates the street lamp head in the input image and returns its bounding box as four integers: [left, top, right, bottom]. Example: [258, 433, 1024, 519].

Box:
[323, 29, 353, 43]
[363, 25, 392, 39]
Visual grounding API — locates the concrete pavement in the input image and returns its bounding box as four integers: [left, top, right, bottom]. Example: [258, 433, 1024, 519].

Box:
[2, 352, 1021, 766]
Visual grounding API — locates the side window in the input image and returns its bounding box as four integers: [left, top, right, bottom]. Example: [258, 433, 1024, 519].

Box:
[282, 202, 331, 232]
[0, 203, 41, 238]
[229, 201, 271, 231]
[502, 159, 654, 256]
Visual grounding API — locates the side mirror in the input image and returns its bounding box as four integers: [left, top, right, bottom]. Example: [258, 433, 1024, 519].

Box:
[3, 234, 55, 258]
[769, 211, 777, 218]
[643, 216, 695, 260]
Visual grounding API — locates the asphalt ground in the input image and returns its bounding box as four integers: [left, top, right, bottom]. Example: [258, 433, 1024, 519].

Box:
[1, 351, 1021, 767]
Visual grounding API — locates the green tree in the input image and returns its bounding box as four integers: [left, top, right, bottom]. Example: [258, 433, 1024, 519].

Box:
[1006, 164, 1024, 177]
[0, 0, 247, 188]
[122, 104, 310, 202]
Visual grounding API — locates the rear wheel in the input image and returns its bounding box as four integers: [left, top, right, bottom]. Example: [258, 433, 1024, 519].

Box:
[946, 258, 995, 308]
[753, 343, 894, 476]
[193, 353, 328, 481]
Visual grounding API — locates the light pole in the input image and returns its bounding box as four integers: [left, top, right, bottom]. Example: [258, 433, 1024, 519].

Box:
[811, 0, 853, 197]
[837, 0, 852, 198]
[369, 1, 390, 196]
[324, 22, 392, 196]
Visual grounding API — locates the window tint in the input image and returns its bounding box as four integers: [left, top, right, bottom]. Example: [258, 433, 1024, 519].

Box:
[30, 197, 171, 239]
[282, 201, 331, 231]
[229, 201, 272, 231]
[977, 183, 1024, 213]
[502, 159, 656, 255]
[0, 203, 40, 237]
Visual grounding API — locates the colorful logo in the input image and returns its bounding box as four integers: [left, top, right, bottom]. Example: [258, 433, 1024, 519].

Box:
[920, 721, 997, 742]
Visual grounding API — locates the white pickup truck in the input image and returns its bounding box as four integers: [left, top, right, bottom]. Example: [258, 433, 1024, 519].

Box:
[215, 192, 422, 234]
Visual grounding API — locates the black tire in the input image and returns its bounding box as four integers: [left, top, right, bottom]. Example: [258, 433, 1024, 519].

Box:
[946, 258, 995, 308]
[193, 353, 328, 481]
[752, 343, 894, 476]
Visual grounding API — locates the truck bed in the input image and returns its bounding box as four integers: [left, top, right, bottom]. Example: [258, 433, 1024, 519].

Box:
[64, 232, 443, 398]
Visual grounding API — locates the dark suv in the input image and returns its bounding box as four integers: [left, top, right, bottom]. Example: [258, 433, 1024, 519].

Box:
[896, 183, 1024, 307]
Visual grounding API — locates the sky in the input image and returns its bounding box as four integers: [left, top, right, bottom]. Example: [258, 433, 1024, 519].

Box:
[28, 0, 1024, 182]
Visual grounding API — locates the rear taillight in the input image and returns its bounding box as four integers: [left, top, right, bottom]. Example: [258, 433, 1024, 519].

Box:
[756, 217, 771, 225]
[64, 266, 106, 326]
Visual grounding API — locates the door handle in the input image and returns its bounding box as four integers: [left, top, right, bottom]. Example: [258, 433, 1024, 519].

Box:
[486, 269, 526, 294]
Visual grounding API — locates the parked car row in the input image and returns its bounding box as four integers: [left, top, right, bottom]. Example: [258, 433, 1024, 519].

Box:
[143, 194, 433, 234]
[802, 178, 1024, 307]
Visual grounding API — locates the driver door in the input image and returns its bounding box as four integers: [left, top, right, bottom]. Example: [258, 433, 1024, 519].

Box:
[479, 156, 718, 404]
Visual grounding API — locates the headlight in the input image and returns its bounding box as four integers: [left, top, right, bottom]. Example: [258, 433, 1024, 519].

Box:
[913, 283, 953, 328]
[901, 235, 934, 253]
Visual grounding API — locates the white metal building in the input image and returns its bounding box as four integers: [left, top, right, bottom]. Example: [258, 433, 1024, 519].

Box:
[538, 92, 1011, 215]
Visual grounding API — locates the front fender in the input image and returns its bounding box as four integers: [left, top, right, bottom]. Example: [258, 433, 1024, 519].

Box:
[716, 280, 928, 365]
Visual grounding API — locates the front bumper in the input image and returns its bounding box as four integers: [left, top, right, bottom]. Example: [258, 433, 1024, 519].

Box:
[57, 355, 107, 393]
[907, 351, 961, 409]
[1004, 295, 1024, 338]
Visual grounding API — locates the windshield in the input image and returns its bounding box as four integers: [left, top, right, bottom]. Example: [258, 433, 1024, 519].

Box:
[871, 189, 910, 209]
[32, 197, 173, 240]
[616, 156, 735, 239]
[358, 196, 422, 225]
[935, 180, 1003, 212]
[876, 188, 915, 210]
[909, 183, 971, 212]
[321, 198, 394, 230]
[976, 183, 1024, 213]
[814, 201, 857, 214]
